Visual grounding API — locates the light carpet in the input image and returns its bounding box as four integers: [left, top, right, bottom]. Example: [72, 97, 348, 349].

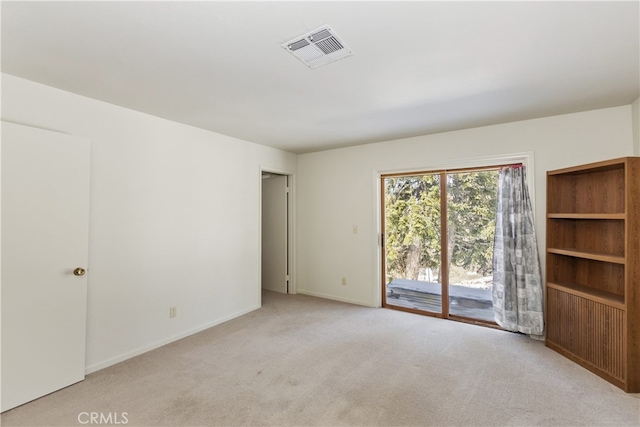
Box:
[2, 291, 639, 426]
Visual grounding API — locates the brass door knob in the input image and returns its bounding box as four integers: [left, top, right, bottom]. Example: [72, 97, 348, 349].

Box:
[73, 267, 86, 276]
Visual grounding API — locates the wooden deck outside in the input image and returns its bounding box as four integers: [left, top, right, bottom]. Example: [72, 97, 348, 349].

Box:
[386, 279, 495, 322]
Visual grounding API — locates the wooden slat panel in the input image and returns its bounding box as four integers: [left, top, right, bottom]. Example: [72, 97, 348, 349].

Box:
[547, 288, 624, 381]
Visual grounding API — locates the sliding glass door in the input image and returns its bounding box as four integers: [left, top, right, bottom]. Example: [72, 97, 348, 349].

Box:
[383, 174, 443, 315]
[445, 170, 498, 322]
[382, 168, 499, 324]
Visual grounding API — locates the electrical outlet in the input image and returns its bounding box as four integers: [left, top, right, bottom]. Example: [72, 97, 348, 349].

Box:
[341, 277, 347, 286]
[169, 306, 177, 318]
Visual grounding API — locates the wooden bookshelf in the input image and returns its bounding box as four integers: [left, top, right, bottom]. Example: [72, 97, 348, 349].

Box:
[546, 157, 640, 392]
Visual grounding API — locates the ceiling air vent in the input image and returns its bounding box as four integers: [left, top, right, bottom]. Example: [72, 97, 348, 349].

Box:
[282, 25, 353, 69]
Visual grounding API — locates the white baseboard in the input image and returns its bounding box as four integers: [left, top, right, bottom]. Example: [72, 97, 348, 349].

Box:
[85, 304, 261, 375]
[296, 289, 375, 308]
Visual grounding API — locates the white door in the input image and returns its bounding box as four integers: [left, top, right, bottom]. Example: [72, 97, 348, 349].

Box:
[1, 122, 90, 412]
[261, 174, 288, 293]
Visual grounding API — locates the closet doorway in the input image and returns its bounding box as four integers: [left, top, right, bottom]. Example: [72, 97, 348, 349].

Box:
[381, 167, 506, 325]
[261, 172, 290, 294]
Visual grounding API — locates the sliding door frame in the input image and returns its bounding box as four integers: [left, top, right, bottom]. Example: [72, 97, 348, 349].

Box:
[378, 152, 535, 326]
[380, 169, 448, 319]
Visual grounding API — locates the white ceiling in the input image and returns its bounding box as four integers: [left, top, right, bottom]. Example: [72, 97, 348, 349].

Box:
[2, 1, 639, 154]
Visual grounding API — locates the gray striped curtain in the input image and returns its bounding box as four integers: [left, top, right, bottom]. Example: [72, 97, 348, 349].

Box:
[492, 166, 544, 335]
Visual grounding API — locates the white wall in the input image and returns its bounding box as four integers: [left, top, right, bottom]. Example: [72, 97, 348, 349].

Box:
[633, 97, 639, 155]
[297, 106, 635, 307]
[1, 74, 297, 373]
[3, 72, 636, 372]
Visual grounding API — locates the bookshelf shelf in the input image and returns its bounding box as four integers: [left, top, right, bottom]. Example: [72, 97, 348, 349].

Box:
[546, 248, 625, 264]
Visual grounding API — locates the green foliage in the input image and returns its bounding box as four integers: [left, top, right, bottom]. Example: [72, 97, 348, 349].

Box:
[385, 175, 441, 281]
[446, 171, 498, 276]
[384, 170, 498, 282]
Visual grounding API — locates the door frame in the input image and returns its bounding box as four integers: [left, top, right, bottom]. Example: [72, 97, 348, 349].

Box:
[379, 170, 449, 319]
[374, 152, 535, 311]
[259, 167, 296, 296]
